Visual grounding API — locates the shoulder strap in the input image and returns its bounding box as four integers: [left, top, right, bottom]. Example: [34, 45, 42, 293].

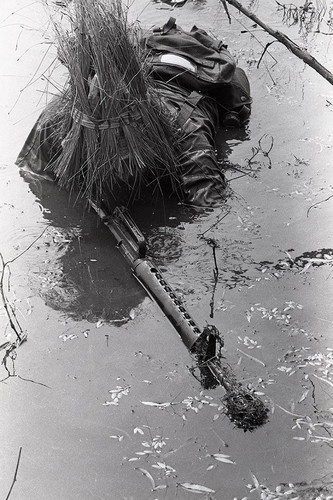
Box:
[177, 91, 203, 126]
[153, 17, 177, 34]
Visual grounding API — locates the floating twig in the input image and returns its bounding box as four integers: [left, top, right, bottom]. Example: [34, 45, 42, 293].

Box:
[221, 0, 333, 85]
[257, 40, 278, 68]
[306, 193, 333, 217]
[0, 224, 50, 342]
[16, 375, 51, 388]
[0, 253, 24, 342]
[221, 0, 232, 22]
[5, 447, 22, 500]
[1, 225, 50, 376]
[275, 403, 305, 418]
[201, 238, 220, 318]
[237, 348, 266, 367]
[247, 134, 274, 169]
[198, 208, 231, 237]
[312, 373, 333, 389]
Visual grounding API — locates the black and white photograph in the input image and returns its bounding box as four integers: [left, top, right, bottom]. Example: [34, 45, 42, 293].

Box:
[1, 0, 332, 498]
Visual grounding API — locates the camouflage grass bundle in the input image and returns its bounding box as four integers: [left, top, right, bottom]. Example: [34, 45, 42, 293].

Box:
[50, 0, 180, 206]
[193, 326, 269, 431]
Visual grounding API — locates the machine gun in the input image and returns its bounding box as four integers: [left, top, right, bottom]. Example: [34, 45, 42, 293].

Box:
[90, 203, 269, 431]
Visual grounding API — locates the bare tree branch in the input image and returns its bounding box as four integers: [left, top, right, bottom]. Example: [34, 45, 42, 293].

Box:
[222, 0, 333, 85]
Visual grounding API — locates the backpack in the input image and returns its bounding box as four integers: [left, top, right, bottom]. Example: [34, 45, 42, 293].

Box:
[143, 17, 237, 93]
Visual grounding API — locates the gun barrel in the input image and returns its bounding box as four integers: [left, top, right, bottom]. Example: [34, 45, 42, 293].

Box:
[133, 258, 202, 350]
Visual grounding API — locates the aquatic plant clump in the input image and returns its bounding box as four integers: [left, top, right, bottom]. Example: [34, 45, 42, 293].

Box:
[49, 0, 180, 206]
[276, 0, 333, 34]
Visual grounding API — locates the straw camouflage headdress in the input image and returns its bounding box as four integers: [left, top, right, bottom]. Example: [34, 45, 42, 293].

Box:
[49, 0, 180, 208]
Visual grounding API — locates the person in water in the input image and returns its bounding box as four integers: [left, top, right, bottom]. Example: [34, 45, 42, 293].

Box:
[16, 15, 251, 208]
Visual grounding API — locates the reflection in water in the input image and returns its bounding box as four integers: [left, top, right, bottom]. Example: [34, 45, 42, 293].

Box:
[147, 226, 184, 264]
[19, 169, 207, 322]
[20, 170, 145, 323]
[276, 0, 333, 36]
[216, 122, 250, 160]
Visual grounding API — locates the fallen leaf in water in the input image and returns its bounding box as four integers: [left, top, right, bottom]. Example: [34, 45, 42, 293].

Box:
[59, 334, 78, 342]
[135, 468, 156, 489]
[129, 309, 135, 320]
[178, 482, 215, 494]
[141, 401, 171, 408]
[151, 462, 176, 476]
[299, 262, 312, 273]
[250, 472, 260, 489]
[298, 390, 309, 403]
[246, 310, 252, 323]
[212, 453, 235, 464]
[110, 434, 123, 441]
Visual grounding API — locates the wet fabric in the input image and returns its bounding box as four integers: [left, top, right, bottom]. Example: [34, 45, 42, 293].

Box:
[16, 27, 251, 208]
[143, 17, 236, 92]
[15, 98, 62, 180]
[157, 83, 228, 206]
[208, 67, 252, 118]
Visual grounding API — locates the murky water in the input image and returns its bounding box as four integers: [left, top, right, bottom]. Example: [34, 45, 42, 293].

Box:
[1, 1, 333, 499]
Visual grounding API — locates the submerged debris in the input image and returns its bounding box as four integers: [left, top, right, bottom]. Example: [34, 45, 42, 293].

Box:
[276, 0, 333, 35]
[246, 471, 333, 499]
[270, 248, 333, 273]
[192, 325, 269, 431]
[224, 386, 269, 432]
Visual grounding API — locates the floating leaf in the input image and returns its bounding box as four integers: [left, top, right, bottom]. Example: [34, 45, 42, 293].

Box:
[141, 401, 171, 408]
[246, 310, 252, 323]
[298, 390, 309, 403]
[129, 308, 135, 320]
[212, 453, 235, 464]
[109, 434, 123, 441]
[250, 472, 260, 489]
[136, 468, 156, 489]
[178, 482, 215, 494]
[59, 334, 78, 342]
